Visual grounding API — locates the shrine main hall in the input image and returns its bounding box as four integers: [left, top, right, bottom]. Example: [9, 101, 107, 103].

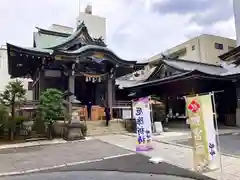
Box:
[6, 22, 146, 113]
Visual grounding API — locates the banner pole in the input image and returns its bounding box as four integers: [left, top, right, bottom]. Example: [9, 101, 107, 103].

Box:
[184, 90, 224, 98]
[131, 100, 135, 138]
[149, 96, 155, 133]
[211, 92, 224, 179]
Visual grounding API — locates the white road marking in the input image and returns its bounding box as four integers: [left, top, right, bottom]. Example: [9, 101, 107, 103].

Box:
[0, 152, 136, 177]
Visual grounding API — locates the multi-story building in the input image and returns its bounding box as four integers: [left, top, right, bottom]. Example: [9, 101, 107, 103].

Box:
[117, 34, 237, 87]
[233, 0, 240, 45]
[0, 46, 33, 100]
[76, 5, 106, 41]
[148, 34, 236, 65]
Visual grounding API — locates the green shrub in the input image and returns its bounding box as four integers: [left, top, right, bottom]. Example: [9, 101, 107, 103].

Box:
[0, 104, 8, 125]
[4, 116, 29, 128]
[37, 88, 64, 124]
[13, 116, 29, 123]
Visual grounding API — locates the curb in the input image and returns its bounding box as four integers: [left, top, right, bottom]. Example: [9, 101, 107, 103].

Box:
[0, 152, 136, 177]
[0, 137, 94, 150]
[0, 141, 66, 150]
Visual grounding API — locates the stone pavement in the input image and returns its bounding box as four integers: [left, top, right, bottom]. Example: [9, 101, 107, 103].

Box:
[176, 133, 240, 157]
[125, 128, 240, 143]
[95, 134, 240, 180]
[126, 131, 190, 142]
[0, 139, 132, 174]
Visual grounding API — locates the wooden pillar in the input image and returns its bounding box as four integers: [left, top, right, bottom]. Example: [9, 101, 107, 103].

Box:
[39, 70, 45, 97]
[164, 95, 168, 116]
[32, 70, 39, 100]
[32, 86, 36, 100]
[234, 83, 240, 126]
[112, 78, 116, 106]
[38, 59, 46, 98]
[107, 78, 113, 116]
[66, 61, 86, 140]
[36, 81, 39, 100]
[68, 67, 75, 123]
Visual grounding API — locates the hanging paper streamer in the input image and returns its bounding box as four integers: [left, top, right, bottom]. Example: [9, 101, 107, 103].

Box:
[78, 72, 107, 83]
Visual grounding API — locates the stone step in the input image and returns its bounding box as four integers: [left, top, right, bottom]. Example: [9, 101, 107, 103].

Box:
[86, 120, 127, 136]
[25, 137, 48, 142]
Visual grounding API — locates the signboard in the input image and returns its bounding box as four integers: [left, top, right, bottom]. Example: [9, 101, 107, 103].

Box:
[132, 97, 153, 151]
[186, 94, 219, 172]
[122, 109, 131, 119]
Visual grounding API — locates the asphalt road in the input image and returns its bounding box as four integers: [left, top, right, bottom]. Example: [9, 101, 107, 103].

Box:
[0, 154, 215, 180]
[0, 139, 131, 174]
[0, 171, 206, 180]
[176, 133, 240, 156]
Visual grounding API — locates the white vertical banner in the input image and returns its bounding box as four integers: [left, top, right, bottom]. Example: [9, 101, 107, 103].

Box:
[132, 96, 153, 151]
[201, 94, 219, 170]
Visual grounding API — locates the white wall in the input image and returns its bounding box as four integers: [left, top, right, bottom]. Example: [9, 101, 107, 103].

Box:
[0, 47, 32, 100]
[166, 37, 201, 62]
[149, 35, 236, 65]
[199, 34, 236, 65]
[233, 0, 240, 45]
[147, 35, 236, 65]
[76, 12, 106, 41]
[49, 24, 73, 34]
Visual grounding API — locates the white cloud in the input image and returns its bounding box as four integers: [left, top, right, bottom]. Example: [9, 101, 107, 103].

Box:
[211, 18, 236, 39]
[0, 0, 237, 61]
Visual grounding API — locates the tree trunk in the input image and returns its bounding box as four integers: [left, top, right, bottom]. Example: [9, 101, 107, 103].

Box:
[10, 101, 15, 141]
[48, 121, 53, 140]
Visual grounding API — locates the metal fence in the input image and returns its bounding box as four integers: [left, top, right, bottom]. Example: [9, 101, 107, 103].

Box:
[112, 101, 132, 120]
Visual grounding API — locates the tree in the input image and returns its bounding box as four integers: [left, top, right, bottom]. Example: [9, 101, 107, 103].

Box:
[37, 88, 64, 139]
[0, 104, 8, 137]
[0, 104, 8, 124]
[0, 79, 26, 140]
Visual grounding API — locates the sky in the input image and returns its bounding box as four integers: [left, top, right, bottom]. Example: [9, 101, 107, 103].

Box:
[0, 0, 236, 61]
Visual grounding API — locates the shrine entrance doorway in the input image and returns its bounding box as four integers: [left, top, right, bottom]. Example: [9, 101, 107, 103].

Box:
[75, 72, 107, 107]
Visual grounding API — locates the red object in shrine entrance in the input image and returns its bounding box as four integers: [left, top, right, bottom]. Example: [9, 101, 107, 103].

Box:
[188, 99, 200, 113]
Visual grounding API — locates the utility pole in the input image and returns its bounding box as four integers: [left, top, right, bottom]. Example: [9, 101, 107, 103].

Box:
[78, 0, 81, 15]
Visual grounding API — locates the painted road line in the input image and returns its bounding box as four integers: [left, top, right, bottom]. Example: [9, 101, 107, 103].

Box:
[0, 152, 136, 177]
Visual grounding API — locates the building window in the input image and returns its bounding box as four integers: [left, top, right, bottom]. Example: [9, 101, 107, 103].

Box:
[192, 45, 195, 51]
[214, 43, 223, 50]
[28, 82, 33, 90]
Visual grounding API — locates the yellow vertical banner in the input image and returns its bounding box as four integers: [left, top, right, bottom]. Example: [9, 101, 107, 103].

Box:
[186, 94, 218, 172]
